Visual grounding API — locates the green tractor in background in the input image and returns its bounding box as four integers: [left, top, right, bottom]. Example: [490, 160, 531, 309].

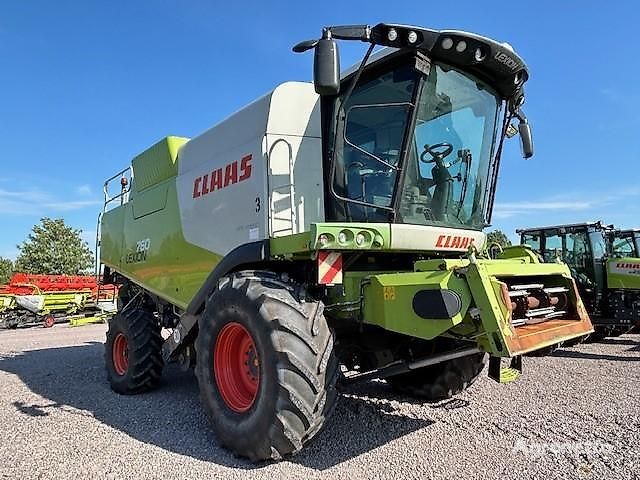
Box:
[519, 222, 640, 341]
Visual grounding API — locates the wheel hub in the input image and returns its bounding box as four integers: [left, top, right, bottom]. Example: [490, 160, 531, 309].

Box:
[112, 332, 129, 376]
[213, 322, 260, 413]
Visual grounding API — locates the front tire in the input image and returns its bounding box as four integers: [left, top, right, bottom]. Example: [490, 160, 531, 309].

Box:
[195, 271, 338, 462]
[388, 352, 487, 401]
[105, 308, 164, 394]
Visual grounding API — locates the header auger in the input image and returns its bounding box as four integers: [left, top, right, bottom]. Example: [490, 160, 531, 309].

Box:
[99, 23, 592, 461]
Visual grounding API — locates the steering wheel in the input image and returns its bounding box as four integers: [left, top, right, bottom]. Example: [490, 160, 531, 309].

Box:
[420, 143, 454, 164]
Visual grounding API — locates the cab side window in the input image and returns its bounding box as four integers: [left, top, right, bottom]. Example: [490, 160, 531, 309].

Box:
[612, 237, 634, 257]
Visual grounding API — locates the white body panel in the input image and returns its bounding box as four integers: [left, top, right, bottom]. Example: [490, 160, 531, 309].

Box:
[390, 224, 486, 252]
[175, 82, 323, 255]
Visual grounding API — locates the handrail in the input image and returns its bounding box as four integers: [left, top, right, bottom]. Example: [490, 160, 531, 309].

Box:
[267, 138, 296, 236]
[103, 166, 133, 211]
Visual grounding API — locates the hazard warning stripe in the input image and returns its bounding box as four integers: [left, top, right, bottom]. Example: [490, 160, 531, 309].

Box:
[318, 251, 343, 285]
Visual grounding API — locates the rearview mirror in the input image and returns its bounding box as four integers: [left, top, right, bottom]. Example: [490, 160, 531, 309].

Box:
[518, 121, 534, 159]
[314, 37, 340, 96]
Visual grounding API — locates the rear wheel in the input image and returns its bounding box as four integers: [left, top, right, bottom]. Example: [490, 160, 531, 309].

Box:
[585, 327, 609, 342]
[562, 334, 588, 347]
[388, 352, 487, 401]
[195, 271, 339, 461]
[105, 308, 164, 394]
[43, 315, 55, 328]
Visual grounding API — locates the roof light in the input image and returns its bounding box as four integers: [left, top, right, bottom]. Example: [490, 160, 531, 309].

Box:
[387, 28, 398, 42]
[456, 40, 467, 53]
[338, 231, 348, 244]
[441, 37, 453, 50]
[407, 30, 418, 44]
[355, 233, 366, 246]
[474, 47, 486, 62]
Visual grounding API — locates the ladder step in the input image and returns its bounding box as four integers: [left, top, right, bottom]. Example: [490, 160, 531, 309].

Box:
[488, 355, 522, 384]
[497, 367, 521, 383]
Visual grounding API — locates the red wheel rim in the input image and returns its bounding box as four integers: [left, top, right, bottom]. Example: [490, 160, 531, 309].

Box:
[213, 322, 260, 413]
[44, 315, 55, 328]
[112, 332, 129, 376]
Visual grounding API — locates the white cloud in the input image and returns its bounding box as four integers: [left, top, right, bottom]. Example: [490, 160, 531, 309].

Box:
[493, 201, 592, 219]
[495, 184, 640, 218]
[76, 184, 92, 196]
[0, 188, 101, 215]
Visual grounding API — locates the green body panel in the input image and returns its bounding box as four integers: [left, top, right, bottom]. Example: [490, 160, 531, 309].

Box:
[132, 136, 188, 191]
[350, 257, 588, 357]
[270, 233, 313, 257]
[310, 223, 390, 250]
[101, 179, 220, 310]
[40, 291, 91, 315]
[0, 294, 15, 313]
[497, 245, 541, 263]
[362, 270, 471, 339]
[607, 257, 640, 290]
[270, 223, 391, 255]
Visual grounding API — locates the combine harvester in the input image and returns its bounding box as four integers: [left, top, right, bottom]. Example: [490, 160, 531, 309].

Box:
[0, 273, 117, 329]
[518, 222, 640, 340]
[99, 23, 593, 460]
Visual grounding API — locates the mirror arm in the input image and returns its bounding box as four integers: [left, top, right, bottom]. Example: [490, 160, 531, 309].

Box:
[339, 43, 376, 111]
[513, 108, 528, 125]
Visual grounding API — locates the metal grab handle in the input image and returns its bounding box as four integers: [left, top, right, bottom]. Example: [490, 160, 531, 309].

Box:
[267, 138, 295, 235]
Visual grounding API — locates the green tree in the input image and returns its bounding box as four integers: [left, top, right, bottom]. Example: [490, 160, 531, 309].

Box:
[0, 257, 13, 284]
[486, 229, 512, 249]
[15, 217, 94, 275]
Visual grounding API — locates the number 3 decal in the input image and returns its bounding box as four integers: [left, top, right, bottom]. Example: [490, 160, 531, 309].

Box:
[255, 196, 261, 213]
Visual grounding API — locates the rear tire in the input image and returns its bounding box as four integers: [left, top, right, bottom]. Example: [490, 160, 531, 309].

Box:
[43, 314, 55, 328]
[388, 352, 487, 401]
[105, 308, 164, 394]
[526, 344, 559, 357]
[585, 327, 609, 342]
[562, 334, 588, 347]
[195, 271, 339, 461]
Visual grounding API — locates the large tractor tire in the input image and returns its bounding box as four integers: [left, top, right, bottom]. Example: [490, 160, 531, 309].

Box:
[388, 352, 487, 401]
[195, 271, 339, 462]
[105, 308, 164, 394]
[584, 327, 609, 343]
[562, 334, 589, 347]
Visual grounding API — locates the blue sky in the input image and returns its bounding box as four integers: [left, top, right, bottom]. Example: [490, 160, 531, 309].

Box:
[1, 1, 638, 259]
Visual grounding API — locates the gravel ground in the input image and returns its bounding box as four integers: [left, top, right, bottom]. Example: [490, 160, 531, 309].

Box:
[0, 324, 638, 480]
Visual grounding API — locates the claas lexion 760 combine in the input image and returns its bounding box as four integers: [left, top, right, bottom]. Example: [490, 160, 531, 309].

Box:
[99, 23, 593, 461]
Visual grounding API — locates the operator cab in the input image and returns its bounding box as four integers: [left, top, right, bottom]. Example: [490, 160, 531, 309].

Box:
[517, 222, 610, 315]
[294, 24, 533, 234]
[610, 229, 640, 258]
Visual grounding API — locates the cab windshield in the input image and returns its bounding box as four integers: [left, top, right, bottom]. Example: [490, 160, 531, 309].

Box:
[333, 59, 501, 230]
[400, 64, 501, 228]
